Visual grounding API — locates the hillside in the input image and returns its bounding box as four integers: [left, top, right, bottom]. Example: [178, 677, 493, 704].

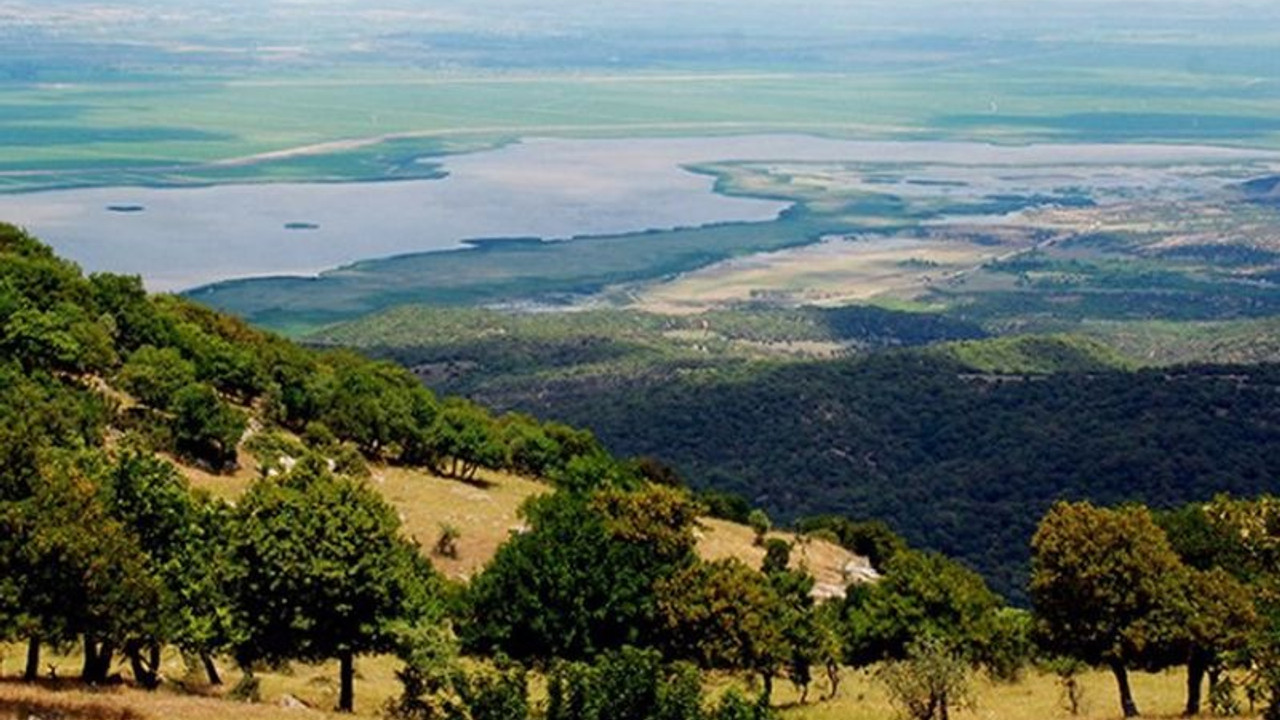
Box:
[328, 313, 1280, 603]
[494, 352, 1280, 603]
[5, 225, 1279, 720]
[314, 302, 1280, 603]
[179, 459, 862, 592]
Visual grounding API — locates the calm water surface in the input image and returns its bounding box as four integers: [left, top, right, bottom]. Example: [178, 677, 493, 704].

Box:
[0, 135, 1273, 291]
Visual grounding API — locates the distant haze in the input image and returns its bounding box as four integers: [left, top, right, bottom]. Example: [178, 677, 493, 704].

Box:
[3, 1, 1278, 72]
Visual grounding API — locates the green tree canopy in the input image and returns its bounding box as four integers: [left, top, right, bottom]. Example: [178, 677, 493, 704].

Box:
[228, 456, 440, 712]
[655, 556, 790, 702]
[462, 485, 699, 663]
[839, 549, 1007, 670]
[1030, 501, 1186, 718]
[170, 382, 246, 470]
[117, 345, 197, 410]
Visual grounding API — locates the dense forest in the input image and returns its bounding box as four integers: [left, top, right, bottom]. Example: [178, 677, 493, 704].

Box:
[395, 336, 1280, 604]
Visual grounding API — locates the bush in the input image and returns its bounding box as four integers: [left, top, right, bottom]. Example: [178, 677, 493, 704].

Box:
[747, 510, 771, 547]
[170, 383, 246, 470]
[710, 688, 773, 720]
[434, 524, 461, 559]
[546, 647, 709, 720]
[876, 637, 973, 720]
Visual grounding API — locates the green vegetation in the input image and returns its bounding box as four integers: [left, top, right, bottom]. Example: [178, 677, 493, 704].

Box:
[935, 335, 1134, 374]
[192, 206, 855, 330]
[4, 230, 1280, 720]
[308, 304, 986, 405]
[6, 58, 1280, 196]
[1031, 499, 1280, 719]
[228, 457, 439, 713]
[442, 334, 1280, 604]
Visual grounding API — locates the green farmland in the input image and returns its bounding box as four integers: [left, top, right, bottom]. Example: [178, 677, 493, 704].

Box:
[4, 63, 1280, 194]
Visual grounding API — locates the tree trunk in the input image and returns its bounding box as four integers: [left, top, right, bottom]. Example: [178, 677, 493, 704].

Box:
[82, 635, 97, 682]
[338, 650, 355, 713]
[126, 642, 159, 690]
[940, 689, 950, 720]
[1185, 651, 1208, 717]
[100, 641, 116, 683]
[825, 660, 840, 700]
[201, 653, 223, 686]
[760, 671, 773, 707]
[24, 636, 40, 682]
[82, 637, 115, 684]
[1110, 659, 1140, 718]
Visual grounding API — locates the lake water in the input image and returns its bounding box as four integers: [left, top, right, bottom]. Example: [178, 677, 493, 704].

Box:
[0, 135, 1274, 291]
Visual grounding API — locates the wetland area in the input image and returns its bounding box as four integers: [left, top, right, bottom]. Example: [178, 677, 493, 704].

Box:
[1, 134, 1276, 296]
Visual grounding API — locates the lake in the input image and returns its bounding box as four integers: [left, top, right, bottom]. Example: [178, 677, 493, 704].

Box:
[0, 135, 1274, 291]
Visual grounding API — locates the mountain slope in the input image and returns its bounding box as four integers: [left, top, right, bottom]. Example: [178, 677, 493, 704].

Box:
[450, 344, 1280, 603]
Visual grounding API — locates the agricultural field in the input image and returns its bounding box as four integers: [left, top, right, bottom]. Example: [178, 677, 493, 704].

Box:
[5, 61, 1280, 194]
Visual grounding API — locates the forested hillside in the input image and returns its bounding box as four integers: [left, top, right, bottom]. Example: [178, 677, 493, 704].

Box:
[425, 341, 1280, 603]
[3, 224, 1280, 720]
[0, 222, 894, 717]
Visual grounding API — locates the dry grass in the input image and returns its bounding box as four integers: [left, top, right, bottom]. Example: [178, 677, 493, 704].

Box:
[184, 457, 548, 582]
[170, 450, 262, 501]
[0, 676, 348, 720]
[695, 518, 860, 590]
[769, 664, 1248, 720]
[0, 647, 401, 718]
[371, 466, 548, 580]
[181, 445, 861, 583]
[0, 659, 1235, 720]
[634, 235, 1003, 314]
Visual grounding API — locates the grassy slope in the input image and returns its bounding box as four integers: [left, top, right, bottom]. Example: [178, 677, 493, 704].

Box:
[0, 450, 872, 718]
[1081, 317, 1280, 367]
[181, 457, 859, 588]
[0, 663, 1203, 720]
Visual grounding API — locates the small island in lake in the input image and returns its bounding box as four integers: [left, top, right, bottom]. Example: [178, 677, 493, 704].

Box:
[284, 222, 320, 230]
[106, 204, 146, 213]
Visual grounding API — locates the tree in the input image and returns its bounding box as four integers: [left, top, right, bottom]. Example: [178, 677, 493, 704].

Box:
[839, 550, 1007, 671]
[228, 456, 439, 712]
[1030, 501, 1186, 718]
[747, 510, 771, 547]
[425, 400, 504, 482]
[877, 636, 974, 720]
[1178, 567, 1257, 716]
[101, 449, 238, 687]
[760, 538, 791, 576]
[0, 451, 160, 684]
[656, 558, 789, 703]
[545, 647, 704, 720]
[794, 515, 906, 571]
[2, 303, 116, 375]
[170, 383, 246, 470]
[117, 346, 196, 410]
[89, 272, 172, 353]
[1158, 501, 1264, 715]
[1204, 496, 1280, 720]
[500, 413, 564, 479]
[462, 485, 699, 662]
